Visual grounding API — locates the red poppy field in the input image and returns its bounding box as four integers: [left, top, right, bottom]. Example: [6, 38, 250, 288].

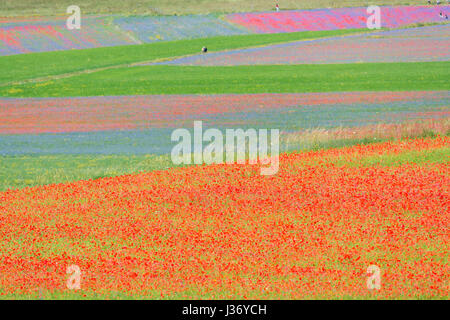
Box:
[0, 137, 448, 299]
[1, 1, 449, 303]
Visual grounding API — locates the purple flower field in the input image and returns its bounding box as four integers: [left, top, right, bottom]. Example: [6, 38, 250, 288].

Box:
[1, 6, 448, 56]
[1, 91, 448, 155]
[156, 25, 450, 65]
[112, 15, 248, 43]
[0, 16, 137, 56]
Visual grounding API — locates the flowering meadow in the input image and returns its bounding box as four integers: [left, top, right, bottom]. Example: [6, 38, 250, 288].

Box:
[226, 5, 449, 33]
[1, 91, 448, 155]
[0, 137, 448, 298]
[2, 91, 448, 134]
[1, 6, 448, 56]
[0, 2, 448, 301]
[162, 25, 450, 65]
[0, 16, 136, 56]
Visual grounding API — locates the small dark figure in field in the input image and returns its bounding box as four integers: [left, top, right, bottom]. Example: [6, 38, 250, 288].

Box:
[202, 46, 208, 53]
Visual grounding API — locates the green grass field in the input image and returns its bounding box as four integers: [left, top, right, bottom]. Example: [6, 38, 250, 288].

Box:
[0, 154, 178, 191]
[2, 62, 449, 97]
[0, 0, 427, 16]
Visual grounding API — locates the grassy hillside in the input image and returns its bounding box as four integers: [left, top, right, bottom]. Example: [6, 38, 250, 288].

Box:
[2, 62, 449, 97]
[1, 0, 428, 17]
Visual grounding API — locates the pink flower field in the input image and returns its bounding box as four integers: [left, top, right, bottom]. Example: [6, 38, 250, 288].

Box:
[226, 5, 449, 33]
[1, 5, 448, 55]
[1, 91, 448, 134]
[161, 25, 450, 66]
